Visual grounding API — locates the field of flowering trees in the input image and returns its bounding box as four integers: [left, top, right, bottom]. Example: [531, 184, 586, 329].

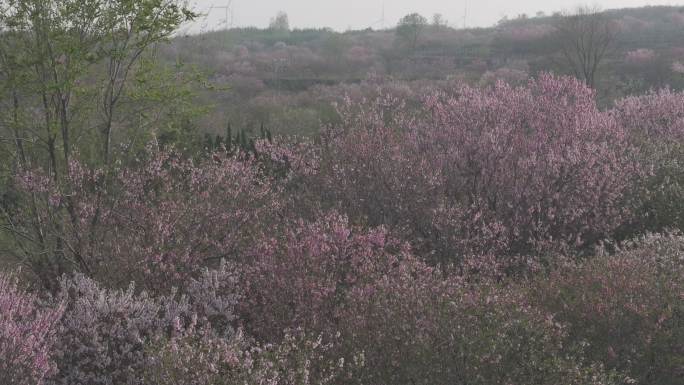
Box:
[2, 73, 683, 385]
[1, 1, 684, 384]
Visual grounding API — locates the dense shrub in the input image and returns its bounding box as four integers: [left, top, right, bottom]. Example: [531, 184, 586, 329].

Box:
[0, 273, 63, 385]
[336, 259, 623, 385]
[530, 233, 684, 384]
[49, 274, 189, 385]
[183, 261, 241, 336]
[12, 148, 282, 292]
[613, 89, 684, 234]
[479, 67, 529, 86]
[50, 263, 239, 385]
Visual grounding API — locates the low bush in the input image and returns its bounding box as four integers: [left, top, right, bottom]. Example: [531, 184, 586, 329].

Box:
[336, 260, 622, 385]
[530, 233, 684, 384]
[143, 329, 350, 385]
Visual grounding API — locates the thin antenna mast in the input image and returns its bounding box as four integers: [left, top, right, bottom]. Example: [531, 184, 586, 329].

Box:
[463, 0, 468, 29]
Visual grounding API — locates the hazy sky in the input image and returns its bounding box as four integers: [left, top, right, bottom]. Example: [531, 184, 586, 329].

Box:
[184, 0, 683, 32]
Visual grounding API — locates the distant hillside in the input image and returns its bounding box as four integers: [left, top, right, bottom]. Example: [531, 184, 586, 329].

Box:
[164, 5, 684, 137]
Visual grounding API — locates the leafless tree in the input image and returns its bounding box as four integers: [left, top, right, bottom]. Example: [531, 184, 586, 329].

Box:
[554, 6, 617, 88]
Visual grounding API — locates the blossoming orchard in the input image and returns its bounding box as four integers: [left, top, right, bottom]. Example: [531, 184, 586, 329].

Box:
[1, 1, 683, 384]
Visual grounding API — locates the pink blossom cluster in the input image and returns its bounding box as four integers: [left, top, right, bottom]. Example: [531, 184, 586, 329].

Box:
[614, 88, 684, 140]
[240, 211, 415, 341]
[299, 75, 637, 261]
[235, 212, 626, 384]
[0, 274, 63, 385]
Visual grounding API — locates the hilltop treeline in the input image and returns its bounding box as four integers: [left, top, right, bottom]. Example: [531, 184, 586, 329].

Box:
[166, 6, 684, 136]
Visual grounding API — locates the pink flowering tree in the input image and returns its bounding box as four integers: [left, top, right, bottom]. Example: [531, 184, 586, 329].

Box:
[422, 74, 637, 256]
[289, 74, 637, 262]
[239, 211, 415, 341]
[51, 274, 188, 385]
[613, 88, 684, 140]
[0, 273, 63, 385]
[7, 147, 282, 292]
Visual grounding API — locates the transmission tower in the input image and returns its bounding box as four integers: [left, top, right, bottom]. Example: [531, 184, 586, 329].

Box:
[212, 1, 235, 30]
[370, 2, 385, 30]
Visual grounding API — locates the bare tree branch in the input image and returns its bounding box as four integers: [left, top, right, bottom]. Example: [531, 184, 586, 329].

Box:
[554, 6, 617, 88]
